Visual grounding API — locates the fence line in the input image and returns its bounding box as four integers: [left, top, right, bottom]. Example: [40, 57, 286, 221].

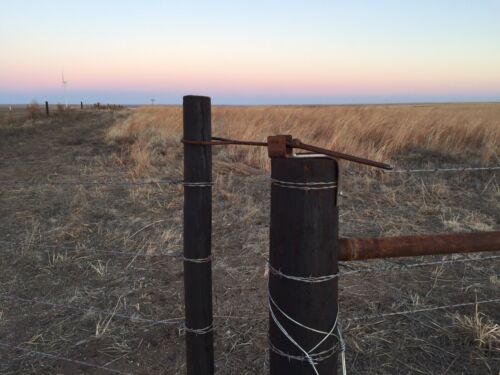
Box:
[0, 341, 132, 375]
[347, 298, 500, 322]
[91, 296, 498, 326]
[340, 253, 500, 275]
[4, 237, 498, 273]
[0, 159, 97, 166]
[1, 295, 183, 326]
[262, 253, 499, 278]
[383, 166, 500, 174]
[4, 156, 499, 176]
[0, 241, 182, 258]
[0, 179, 183, 188]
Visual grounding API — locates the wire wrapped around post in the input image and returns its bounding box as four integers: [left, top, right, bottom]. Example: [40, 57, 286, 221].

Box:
[269, 155, 341, 375]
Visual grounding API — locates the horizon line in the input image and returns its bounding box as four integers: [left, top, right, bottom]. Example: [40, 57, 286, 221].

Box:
[2, 100, 500, 107]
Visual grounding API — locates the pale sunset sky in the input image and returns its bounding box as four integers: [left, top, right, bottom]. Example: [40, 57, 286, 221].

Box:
[1, 0, 499, 104]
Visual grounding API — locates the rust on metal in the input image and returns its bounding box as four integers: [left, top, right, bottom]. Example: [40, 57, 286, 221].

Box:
[339, 231, 500, 261]
[290, 139, 392, 170]
[181, 137, 267, 147]
[182, 134, 392, 170]
[211, 136, 268, 147]
[267, 135, 293, 158]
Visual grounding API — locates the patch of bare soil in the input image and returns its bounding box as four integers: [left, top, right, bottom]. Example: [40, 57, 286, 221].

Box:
[0, 110, 498, 374]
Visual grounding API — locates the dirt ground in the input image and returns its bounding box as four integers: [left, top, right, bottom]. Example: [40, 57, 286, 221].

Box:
[0, 109, 498, 374]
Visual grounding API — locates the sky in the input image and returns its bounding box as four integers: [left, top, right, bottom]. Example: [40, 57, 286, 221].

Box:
[1, 0, 499, 105]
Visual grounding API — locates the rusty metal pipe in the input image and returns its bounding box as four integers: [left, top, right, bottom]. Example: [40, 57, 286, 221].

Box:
[339, 231, 500, 261]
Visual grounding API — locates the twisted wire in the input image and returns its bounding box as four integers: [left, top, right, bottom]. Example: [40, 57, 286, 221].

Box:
[180, 323, 214, 335]
[270, 178, 337, 191]
[1, 295, 183, 326]
[268, 339, 338, 364]
[183, 182, 213, 187]
[348, 298, 500, 322]
[383, 166, 500, 174]
[267, 261, 339, 282]
[0, 241, 182, 258]
[0, 179, 183, 187]
[182, 255, 212, 263]
[268, 292, 341, 375]
[0, 341, 132, 375]
[340, 254, 500, 275]
[337, 320, 347, 374]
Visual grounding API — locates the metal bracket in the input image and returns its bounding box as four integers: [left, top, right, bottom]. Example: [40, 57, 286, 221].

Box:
[267, 135, 293, 158]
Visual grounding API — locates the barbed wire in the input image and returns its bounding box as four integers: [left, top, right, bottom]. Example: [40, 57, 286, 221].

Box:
[2, 294, 267, 325]
[0, 179, 183, 188]
[261, 254, 499, 279]
[216, 298, 500, 330]
[340, 254, 500, 275]
[0, 341, 132, 375]
[0, 241, 182, 258]
[347, 298, 500, 322]
[0, 159, 86, 165]
[1, 295, 183, 326]
[383, 166, 500, 174]
[2, 166, 496, 190]
[4, 240, 497, 270]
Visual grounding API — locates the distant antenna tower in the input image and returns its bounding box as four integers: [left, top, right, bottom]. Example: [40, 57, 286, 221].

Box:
[62, 72, 68, 108]
[151, 98, 155, 106]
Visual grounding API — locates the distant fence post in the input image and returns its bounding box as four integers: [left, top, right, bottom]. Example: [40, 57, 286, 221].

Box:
[182, 95, 214, 375]
[45, 101, 49, 117]
[269, 156, 339, 375]
[80, 101, 83, 110]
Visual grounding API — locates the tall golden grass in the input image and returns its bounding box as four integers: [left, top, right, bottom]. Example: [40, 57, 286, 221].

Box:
[108, 104, 500, 171]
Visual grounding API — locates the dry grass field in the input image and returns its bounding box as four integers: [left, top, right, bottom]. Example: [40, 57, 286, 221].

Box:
[0, 104, 499, 374]
[108, 104, 500, 172]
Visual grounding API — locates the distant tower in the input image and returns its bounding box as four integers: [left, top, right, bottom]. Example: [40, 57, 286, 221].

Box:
[150, 98, 155, 106]
[62, 72, 68, 108]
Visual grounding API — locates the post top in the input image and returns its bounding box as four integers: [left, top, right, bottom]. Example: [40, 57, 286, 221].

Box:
[183, 95, 211, 100]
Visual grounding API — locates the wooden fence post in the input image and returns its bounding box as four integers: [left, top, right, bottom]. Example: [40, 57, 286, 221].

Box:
[45, 101, 49, 116]
[80, 101, 83, 110]
[269, 156, 339, 375]
[183, 95, 214, 375]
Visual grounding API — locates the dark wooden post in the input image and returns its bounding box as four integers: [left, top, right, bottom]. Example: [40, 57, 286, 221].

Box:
[269, 156, 339, 375]
[45, 101, 49, 116]
[183, 95, 214, 375]
[80, 101, 83, 110]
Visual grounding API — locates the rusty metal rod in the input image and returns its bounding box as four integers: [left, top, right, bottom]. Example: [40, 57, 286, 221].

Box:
[181, 135, 393, 170]
[290, 139, 393, 170]
[339, 231, 500, 261]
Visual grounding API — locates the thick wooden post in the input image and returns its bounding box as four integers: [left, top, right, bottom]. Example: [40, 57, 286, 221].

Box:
[183, 95, 214, 375]
[80, 101, 83, 110]
[45, 101, 49, 116]
[269, 156, 339, 375]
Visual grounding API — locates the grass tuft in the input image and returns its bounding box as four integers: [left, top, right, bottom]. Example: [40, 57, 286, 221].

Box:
[452, 305, 500, 353]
